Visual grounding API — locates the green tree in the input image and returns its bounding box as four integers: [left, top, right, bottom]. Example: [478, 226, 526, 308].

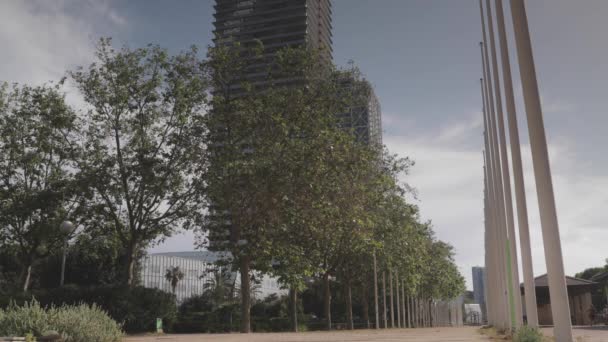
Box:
[203, 268, 234, 310]
[0, 83, 80, 291]
[70, 38, 208, 286]
[202, 43, 355, 332]
[165, 266, 184, 295]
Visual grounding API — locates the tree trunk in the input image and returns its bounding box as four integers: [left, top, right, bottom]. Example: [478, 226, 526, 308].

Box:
[240, 256, 251, 333]
[407, 295, 411, 328]
[22, 264, 33, 292]
[414, 297, 418, 328]
[396, 274, 401, 328]
[382, 271, 387, 328]
[126, 243, 137, 287]
[345, 279, 354, 330]
[290, 287, 298, 332]
[323, 272, 332, 331]
[389, 271, 394, 328]
[362, 282, 370, 329]
[401, 280, 406, 328]
[425, 298, 429, 327]
[373, 253, 379, 329]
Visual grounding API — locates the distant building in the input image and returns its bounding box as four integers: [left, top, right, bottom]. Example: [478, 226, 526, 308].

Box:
[464, 303, 482, 325]
[337, 75, 383, 147]
[520, 274, 597, 326]
[140, 251, 285, 303]
[472, 266, 487, 323]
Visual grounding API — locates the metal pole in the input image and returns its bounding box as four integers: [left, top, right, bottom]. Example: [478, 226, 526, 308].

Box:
[483, 158, 495, 326]
[482, 77, 499, 329]
[481, 36, 509, 330]
[494, 0, 539, 327]
[373, 252, 380, 329]
[509, 0, 573, 340]
[485, 0, 523, 329]
[60, 240, 68, 286]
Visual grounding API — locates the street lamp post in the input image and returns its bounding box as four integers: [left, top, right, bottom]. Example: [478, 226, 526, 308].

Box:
[60, 220, 75, 287]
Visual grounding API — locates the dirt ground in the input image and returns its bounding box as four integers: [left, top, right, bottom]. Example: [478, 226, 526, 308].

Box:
[542, 326, 608, 342]
[124, 327, 490, 342]
[125, 326, 608, 342]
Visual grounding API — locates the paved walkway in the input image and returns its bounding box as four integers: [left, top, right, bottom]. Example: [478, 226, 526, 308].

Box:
[543, 326, 608, 342]
[125, 327, 489, 342]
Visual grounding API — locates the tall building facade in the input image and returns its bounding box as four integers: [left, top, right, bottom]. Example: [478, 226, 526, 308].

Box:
[213, 0, 333, 62]
[208, 1, 382, 254]
[337, 76, 383, 147]
[472, 266, 487, 323]
[212, 0, 381, 147]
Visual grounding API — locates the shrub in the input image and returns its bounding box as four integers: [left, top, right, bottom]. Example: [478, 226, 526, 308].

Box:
[513, 326, 544, 342]
[173, 302, 240, 333]
[1, 285, 177, 333]
[49, 304, 122, 342]
[0, 300, 122, 342]
[0, 300, 50, 337]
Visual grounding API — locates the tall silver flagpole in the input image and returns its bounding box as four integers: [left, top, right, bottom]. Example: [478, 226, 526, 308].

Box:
[485, 0, 523, 329]
[481, 79, 496, 327]
[481, 47, 502, 329]
[482, 79, 502, 329]
[483, 163, 491, 325]
[480, 23, 510, 330]
[509, 0, 573, 340]
[494, 0, 539, 328]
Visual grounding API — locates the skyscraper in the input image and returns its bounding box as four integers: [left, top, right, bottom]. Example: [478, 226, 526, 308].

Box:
[212, 0, 382, 147]
[213, 0, 333, 62]
[472, 266, 487, 323]
[337, 75, 383, 147]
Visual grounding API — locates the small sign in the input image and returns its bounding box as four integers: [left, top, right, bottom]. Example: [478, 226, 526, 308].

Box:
[156, 318, 163, 333]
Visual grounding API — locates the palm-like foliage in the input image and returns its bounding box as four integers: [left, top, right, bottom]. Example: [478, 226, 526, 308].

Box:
[203, 268, 234, 309]
[164, 266, 184, 294]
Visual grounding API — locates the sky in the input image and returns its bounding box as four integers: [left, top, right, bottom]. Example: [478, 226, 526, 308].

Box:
[2, 0, 608, 290]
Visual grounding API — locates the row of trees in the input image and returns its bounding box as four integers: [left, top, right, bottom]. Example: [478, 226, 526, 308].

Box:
[0, 38, 464, 333]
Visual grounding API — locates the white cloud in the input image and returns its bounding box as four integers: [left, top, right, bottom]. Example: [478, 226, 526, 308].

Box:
[518, 143, 608, 281]
[385, 112, 608, 290]
[436, 111, 483, 144]
[540, 95, 575, 115]
[384, 113, 484, 289]
[0, 0, 126, 107]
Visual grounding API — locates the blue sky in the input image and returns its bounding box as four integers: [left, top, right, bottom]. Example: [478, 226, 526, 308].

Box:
[2, 0, 608, 290]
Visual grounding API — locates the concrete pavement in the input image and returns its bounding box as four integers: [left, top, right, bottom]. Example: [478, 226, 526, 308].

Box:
[125, 327, 490, 342]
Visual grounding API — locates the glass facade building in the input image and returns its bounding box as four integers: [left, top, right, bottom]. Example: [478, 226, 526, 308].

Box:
[472, 266, 487, 323]
[140, 251, 286, 303]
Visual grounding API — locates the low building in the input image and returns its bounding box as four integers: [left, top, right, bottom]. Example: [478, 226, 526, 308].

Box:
[590, 271, 608, 311]
[520, 274, 597, 326]
[464, 303, 483, 325]
[140, 251, 286, 303]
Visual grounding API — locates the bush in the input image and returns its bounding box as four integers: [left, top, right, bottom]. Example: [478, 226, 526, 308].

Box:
[173, 302, 241, 333]
[173, 293, 309, 333]
[49, 304, 123, 342]
[513, 326, 544, 342]
[0, 300, 122, 342]
[0, 300, 50, 337]
[1, 285, 177, 333]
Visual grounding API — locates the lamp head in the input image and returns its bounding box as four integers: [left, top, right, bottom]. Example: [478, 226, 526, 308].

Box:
[60, 220, 75, 235]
